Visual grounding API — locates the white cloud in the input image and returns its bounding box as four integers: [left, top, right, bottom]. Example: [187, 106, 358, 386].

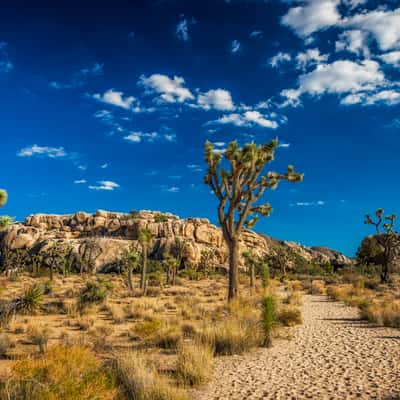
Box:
[270, 52, 291, 68]
[197, 89, 235, 111]
[344, 8, 400, 51]
[231, 40, 241, 54]
[139, 74, 194, 103]
[281, 0, 341, 37]
[249, 30, 263, 38]
[211, 110, 278, 129]
[296, 48, 328, 70]
[187, 164, 203, 172]
[335, 30, 369, 56]
[74, 179, 87, 184]
[0, 42, 13, 73]
[80, 62, 104, 76]
[278, 142, 291, 148]
[92, 89, 136, 110]
[176, 18, 195, 42]
[342, 90, 400, 106]
[89, 180, 120, 191]
[291, 200, 325, 207]
[100, 163, 109, 169]
[18, 145, 67, 158]
[124, 131, 175, 143]
[164, 186, 180, 193]
[380, 51, 400, 67]
[281, 60, 385, 106]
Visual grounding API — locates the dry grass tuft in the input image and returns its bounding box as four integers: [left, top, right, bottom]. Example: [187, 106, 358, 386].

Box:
[277, 306, 302, 327]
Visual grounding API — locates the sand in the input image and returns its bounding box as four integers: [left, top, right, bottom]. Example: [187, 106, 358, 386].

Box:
[195, 294, 400, 400]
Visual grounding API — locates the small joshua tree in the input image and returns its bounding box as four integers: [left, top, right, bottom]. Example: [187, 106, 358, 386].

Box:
[0, 190, 7, 208]
[262, 294, 276, 348]
[139, 228, 153, 291]
[121, 245, 141, 292]
[364, 208, 400, 283]
[204, 139, 303, 301]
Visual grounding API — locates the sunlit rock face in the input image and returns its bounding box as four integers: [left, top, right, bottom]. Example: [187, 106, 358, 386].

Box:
[0, 210, 352, 273]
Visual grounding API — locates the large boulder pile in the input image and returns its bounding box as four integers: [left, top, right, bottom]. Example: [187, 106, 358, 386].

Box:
[0, 210, 352, 273]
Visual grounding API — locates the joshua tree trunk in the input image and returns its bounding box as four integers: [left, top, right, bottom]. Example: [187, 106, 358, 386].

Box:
[227, 238, 239, 302]
[140, 244, 147, 290]
[49, 264, 53, 281]
[128, 265, 134, 291]
[250, 263, 255, 294]
[381, 261, 389, 283]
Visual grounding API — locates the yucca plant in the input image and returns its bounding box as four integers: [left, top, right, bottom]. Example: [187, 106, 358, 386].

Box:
[262, 294, 276, 348]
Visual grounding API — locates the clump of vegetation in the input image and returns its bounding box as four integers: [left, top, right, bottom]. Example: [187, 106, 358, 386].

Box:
[0, 345, 118, 399]
[261, 263, 270, 290]
[0, 284, 43, 327]
[133, 319, 163, 338]
[0, 334, 15, 358]
[277, 306, 302, 327]
[112, 352, 188, 400]
[310, 280, 325, 295]
[176, 341, 213, 387]
[284, 290, 303, 306]
[154, 213, 169, 223]
[151, 325, 182, 350]
[78, 280, 111, 312]
[27, 324, 51, 353]
[261, 295, 276, 348]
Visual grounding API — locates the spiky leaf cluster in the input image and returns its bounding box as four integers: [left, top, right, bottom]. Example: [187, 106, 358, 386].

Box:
[0, 190, 7, 208]
[204, 139, 303, 237]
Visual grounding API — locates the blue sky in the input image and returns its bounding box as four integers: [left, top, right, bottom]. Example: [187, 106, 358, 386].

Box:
[1, 0, 400, 256]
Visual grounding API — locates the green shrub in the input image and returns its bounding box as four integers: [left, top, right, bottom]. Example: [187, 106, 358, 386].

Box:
[262, 295, 276, 348]
[154, 213, 168, 223]
[78, 281, 109, 312]
[261, 263, 270, 289]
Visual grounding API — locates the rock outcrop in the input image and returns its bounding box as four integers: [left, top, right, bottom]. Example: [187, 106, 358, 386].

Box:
[0, 210, 352, 273]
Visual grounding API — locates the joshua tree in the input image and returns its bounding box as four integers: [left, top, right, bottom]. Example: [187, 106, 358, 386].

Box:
[262, 294, 276, 348]
[204, 139, 303, 301]
[0, 189, 13, 230]
[79, 238, 102, 275]
[242, 249, 257, 294]
[139, 228, 153, 291]
[163, 252, 179, 285]
[121, 245, 141, 292]
[364, 208, 400, 283]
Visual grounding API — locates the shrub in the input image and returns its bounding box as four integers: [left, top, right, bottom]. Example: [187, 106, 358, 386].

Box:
[200, 317, 261, 355]
[284, 291, 303, 306]
[0, 334, 15, 358]
[311, 280, 325, 295]
[0, 345, 117, 399]
[78, 281, 109, 312]
[151, 325, 182, 350]
[105, 303, 125, 324]
[113, 352, 188, 400]
[27, 324, 51, 353]
[176, 341, 213, 386]
[21, 284, 43, 314]
[261, 295, 276, 348]
[287, 280, 302, 292]
[154, 213, 168, 223]
[277, 306, 302, 327]
[133, 320, 163, 338]
[261, 263, 270, 289]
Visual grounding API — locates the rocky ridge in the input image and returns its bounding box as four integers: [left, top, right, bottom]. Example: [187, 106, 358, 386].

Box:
[0, 210, 352, 273]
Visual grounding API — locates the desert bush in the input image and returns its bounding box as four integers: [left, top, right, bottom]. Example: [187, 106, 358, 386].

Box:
[112, 352, 188, 400]
[133, 320, 163, 338]
[75, 317, 94, 331]
[287, 280, 302, 292]
[181, 322, 197, 338]
[277, 306, 302, 327]
[360, 301, 400, 328]
[284, 291, 303, 306]
[310, 280, 325, 295]
[78, 281, 109, 312]
[0, 345, 117, 399]
[175, 341, 213, 386]
[151, 325, 182, 350]
[27, 324, 51, 354]
[105, 303, 125, 324]
[199, 317, 261, 355]
[261, 295, 276, 348]
[326, 285, 352, 302]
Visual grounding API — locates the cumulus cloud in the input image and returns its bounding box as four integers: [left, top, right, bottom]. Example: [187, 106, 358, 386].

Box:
[231, 40, 241, 53]
[296, 48, 328, 71]
[164, 186, 180, 193]
[197, 89, 235, 111]
[341, 90, 400, 106]
[335, 30, 369, 56]
[380, 51, 400, 67]
[139, 74, 194, 103]
[281, 60, 385, 106]
[249, 30, 263, 38]
[18, 145, 67, 158]
[74, 179, 87, 184]
[89, 180, 120, 191]
[92, 89, 136, 110]
[281, 0, 341, 37]
[211, 110, 278, 129]
[269, 52, 291, 68]
[344, 8, 400, 51]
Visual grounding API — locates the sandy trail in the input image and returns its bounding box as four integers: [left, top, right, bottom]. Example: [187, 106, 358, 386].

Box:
[195, 294, 400, 400]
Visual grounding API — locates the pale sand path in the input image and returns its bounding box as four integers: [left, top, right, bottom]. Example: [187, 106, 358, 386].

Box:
[194, 294, 400, 400]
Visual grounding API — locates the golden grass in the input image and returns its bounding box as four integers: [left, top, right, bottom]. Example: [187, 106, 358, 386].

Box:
[277, 305, 302, 327]
[112, 352, 188, 400]
[0, 345, 118, 400]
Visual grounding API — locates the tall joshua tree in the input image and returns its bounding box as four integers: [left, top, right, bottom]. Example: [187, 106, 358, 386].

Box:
[364, 208, 400, 283]
[204, 139, 303, 301]
[139, 228, 153, 291]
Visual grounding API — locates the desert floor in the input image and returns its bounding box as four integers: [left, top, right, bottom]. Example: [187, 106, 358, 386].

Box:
[195, 293, 400, 400]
